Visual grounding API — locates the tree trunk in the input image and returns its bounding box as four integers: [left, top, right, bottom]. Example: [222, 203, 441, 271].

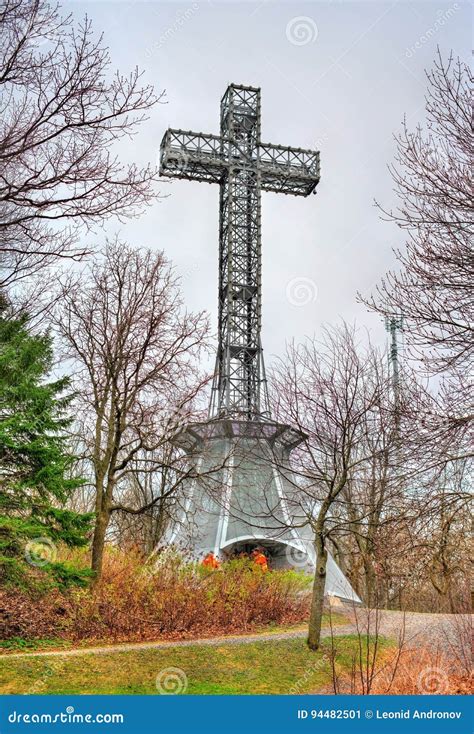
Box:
[307, 532, 328, 651]
[91, 508, 109, 580]
[364, 556, 377, 608]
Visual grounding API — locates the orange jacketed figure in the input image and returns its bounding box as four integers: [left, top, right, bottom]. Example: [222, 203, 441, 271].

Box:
[202, 552, 221, 570]
[252, 548, 268, 572]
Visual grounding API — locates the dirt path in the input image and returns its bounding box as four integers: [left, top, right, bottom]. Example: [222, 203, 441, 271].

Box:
[0, 610, 469, 661]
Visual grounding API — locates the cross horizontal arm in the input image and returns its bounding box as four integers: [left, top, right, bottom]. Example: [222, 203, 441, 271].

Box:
[160, 128, 320, 196]
[160, 129, 226, 184]
[259, 143, 320, 196]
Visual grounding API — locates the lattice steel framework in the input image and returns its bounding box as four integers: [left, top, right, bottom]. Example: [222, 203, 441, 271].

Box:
[160, 84, 320, 420]
[385, 313, 404, 431]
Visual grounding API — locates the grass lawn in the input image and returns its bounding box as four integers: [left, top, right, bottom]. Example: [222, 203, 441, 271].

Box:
[0, 634, 392, 695]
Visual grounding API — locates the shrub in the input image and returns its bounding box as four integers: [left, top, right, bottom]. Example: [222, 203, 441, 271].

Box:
[0, 548, 311, 643]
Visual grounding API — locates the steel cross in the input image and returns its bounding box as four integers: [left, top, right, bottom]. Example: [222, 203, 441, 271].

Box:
[160, 83, 320, 421]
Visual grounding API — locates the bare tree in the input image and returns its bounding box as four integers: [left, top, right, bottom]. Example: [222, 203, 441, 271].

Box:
[354, 51, 473, 614]
[331, 371, 471, 614]
[54, 241, 210, 578]
[0, 0, 162, 288]
[414, 460, 471, 612]
[336, 412, 398, 605]
[271, 324, 386, 650]
[364, 52, 473, 376]
[335, 355, 437, 607]
[111, 446, 179, 555]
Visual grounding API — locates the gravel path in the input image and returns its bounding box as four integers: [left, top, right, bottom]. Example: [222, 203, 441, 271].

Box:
[0, 627, 314, 660]
[348, 608, 472, 659]
[0, 610, 469, 661]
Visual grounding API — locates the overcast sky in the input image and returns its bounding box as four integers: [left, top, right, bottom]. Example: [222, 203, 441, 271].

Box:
[67, 0, 469, 366]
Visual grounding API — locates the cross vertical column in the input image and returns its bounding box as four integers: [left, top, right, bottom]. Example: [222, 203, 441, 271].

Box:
[217, 85, 265, 420]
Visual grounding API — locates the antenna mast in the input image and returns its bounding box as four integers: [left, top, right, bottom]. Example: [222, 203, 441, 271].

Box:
[385, 314, 403, 428]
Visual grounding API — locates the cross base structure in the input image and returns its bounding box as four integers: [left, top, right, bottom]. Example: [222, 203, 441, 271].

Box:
[165, 417, 358, 601]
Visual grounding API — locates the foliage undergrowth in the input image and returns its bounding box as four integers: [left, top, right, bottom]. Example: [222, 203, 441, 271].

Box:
[0, 548, 312, 643]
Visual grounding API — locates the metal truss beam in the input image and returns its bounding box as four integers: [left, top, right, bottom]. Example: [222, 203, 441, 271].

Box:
[160, 130, 320, 196]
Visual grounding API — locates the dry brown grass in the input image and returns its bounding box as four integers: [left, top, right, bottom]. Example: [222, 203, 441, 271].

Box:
[322, 604, 472, 696]
[364, 646, 472, 695]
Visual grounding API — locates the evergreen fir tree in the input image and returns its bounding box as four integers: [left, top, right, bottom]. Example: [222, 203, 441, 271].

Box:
[0, 301, 92, 587]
